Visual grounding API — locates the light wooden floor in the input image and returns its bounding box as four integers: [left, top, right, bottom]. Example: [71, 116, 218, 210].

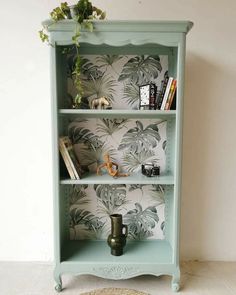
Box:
[0, 261, 235, 295]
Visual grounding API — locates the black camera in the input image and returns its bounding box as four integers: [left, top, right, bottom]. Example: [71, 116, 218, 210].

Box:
[141, 163, 160, 177]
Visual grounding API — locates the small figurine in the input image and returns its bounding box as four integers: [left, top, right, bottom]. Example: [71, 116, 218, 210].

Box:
[97, 154, 129, 178]
[90, 96, 111, 109]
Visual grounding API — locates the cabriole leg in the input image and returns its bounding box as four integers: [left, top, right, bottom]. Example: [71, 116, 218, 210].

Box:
[171, 268, 180, 292]
[54, 269, 62, 292]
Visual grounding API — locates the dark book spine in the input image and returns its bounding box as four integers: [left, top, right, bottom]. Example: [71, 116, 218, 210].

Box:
[170, 91, 176, 110]
[149, 84, 157, 110]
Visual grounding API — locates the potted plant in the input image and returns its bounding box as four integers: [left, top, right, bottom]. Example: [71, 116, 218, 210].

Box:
[39, 0, 106, 108]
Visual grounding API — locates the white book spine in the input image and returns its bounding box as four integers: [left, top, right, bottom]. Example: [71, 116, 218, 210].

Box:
[60, 137, 79, 179]
[161, 77, 173, 110]
[59, 141, 76, 179]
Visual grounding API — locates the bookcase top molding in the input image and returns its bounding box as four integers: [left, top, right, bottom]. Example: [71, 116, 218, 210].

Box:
[43, 19, 193, 34]
[42, 20, 193, 46]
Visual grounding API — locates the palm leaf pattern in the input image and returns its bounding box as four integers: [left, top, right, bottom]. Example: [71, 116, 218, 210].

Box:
[96, 118, 129, 139]
[150, 185, 165, 205]
[82, 73, 117, 101]
[78, 142, 117, 167]
[123, 82, 139, 108]
[68, 125, 103, 151]
[118, 121, 161, 153]
[118, 55, 162, 84]
[129, 184, 146, 193]
[69, 207, 105, 239]
[80, 57, 104, 80]
[94, 184, 127, 216]
[69, 185, 89, 206]
[96, 55, 123, 71]
[122, 150, 157, 172]
[123, 203, 159, 240]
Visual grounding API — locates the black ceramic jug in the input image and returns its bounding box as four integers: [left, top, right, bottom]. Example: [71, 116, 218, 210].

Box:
[107, 214, 128, 256]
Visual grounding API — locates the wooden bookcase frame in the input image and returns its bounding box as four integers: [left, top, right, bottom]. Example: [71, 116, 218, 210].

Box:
[43, 19, 193, 292]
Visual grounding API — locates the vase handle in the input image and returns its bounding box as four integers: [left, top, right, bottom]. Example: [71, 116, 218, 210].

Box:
[123, 224, 128, 237]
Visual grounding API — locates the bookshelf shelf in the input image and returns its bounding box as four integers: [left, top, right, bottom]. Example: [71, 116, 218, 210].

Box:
[60, 172, 174, 185]
[46, 19, 193, 292]
[59, 109, 176, 119]
[61, 240, 173, 269]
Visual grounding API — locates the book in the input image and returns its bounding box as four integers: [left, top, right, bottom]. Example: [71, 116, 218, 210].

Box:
[170, 91, 176, 110]
[59, 139, 76, 179]
[59, 136, 82, 179]
[157, 75, 169, 109]
[149, 83, 157, 110]
[160, 77, 173, 110]
[165, 79, 177, 110]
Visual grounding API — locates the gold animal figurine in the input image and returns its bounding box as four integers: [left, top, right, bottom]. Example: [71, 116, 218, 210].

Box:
[90, 96, 111, 109]
[97, 154, 129, 178]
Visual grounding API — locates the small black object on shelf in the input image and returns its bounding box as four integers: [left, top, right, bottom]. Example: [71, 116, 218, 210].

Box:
[141, 163, 160, 177]
[139, 83, 157, 110]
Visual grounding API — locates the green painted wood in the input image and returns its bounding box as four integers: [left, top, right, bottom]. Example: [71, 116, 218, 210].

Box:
[47, 20, 193, 292]
[60, 172, 174, 185]
[172, 34, 186, 268]
[61, 240, 173, 264]
[43, 19, 193, 33]
[44, 20, 193, 47]
[59, 109, 176, 118]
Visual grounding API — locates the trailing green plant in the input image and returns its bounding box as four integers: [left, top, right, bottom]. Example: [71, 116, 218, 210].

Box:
[39, 0, 106, 108]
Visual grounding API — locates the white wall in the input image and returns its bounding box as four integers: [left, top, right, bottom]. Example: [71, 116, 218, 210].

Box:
[0, 0, 235, 261]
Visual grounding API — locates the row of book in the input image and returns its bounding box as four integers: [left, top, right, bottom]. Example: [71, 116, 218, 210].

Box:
[157, 76, 177, 110]
[59, 136, 83, 179]
[139, 75, 177, 110]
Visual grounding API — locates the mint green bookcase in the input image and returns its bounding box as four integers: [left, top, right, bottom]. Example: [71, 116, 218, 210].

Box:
[43, 20, 193, 292]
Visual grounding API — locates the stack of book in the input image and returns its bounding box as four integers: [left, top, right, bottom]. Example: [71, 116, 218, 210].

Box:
[59, 136, 83, 179]
[156, 76, 177, 110]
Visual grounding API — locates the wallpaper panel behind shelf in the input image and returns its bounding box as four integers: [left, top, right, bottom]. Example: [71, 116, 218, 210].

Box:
[66, 54, 168, 110]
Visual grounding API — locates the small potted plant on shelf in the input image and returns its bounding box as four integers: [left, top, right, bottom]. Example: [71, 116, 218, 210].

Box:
[39, 0, 106, 108]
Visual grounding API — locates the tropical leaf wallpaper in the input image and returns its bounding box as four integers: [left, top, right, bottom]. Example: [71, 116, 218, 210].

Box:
[67, 54, 168, 109]
[66, 53, 169, 241]
[69, 184, 166, 240]
[69, 119, 167, 174]
[68, 118, 167, 241]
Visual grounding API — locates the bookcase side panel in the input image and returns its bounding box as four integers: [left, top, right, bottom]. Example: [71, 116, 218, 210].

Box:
[168, 48, 178, 79]
[56, 47, 69, 109]
[166, 118, 176, 177]
[50, 43, 61, 264]
[164, 186, 174, 250]
[59, 185, 70, 255]
[173, 33, 186, 266]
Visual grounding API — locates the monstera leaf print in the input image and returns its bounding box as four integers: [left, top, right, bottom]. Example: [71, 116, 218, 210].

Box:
[69, 207, 105, 239]
[122, 149, 158, 172]
[118, 121, 161, 153]
[94, 184, 127, 216]
[118, 55, 162, 84]
[123, 203, 159, 240]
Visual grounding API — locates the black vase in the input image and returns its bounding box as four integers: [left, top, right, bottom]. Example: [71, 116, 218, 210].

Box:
[107, 214, 128, 256]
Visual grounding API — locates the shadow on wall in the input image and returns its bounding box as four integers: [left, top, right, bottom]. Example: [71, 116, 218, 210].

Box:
[180, 52, 227, 260]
